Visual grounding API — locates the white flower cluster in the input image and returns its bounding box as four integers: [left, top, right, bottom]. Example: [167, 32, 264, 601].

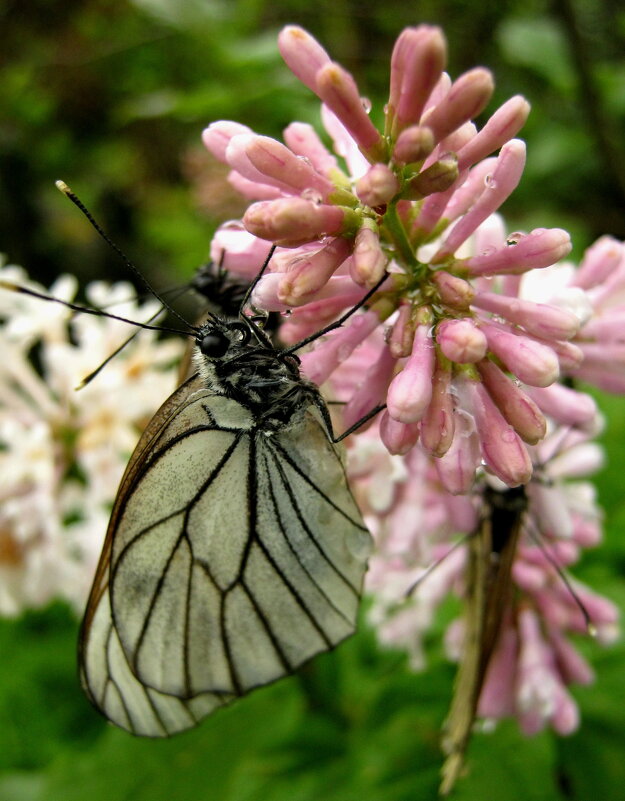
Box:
[0, 262, 183, 615]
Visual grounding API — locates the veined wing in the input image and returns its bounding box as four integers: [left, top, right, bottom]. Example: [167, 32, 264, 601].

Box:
[79, 375, 234, 736]
[80, 580, 232, 736]
[104, 394, 371, 704]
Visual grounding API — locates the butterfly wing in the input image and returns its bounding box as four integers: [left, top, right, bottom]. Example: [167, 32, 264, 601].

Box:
[80, 377, 371, 734]
[79, 374, 234, 736]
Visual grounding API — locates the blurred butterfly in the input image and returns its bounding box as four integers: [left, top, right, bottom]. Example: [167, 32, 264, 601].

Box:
[440, 484, 527, 794]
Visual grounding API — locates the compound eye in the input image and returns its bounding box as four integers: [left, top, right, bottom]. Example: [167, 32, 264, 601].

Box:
[199, 332, 230, 358]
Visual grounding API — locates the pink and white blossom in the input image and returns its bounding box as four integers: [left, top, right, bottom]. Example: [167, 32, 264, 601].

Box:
[202, 24, 583, 484]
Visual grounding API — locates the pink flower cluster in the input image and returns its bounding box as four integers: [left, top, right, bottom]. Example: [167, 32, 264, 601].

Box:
[359, 420, 618, 736]
[197, 22, 622, 752]
[202, 24, 585, 487]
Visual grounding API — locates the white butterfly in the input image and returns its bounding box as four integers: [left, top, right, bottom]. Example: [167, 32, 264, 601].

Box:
[79, 313, 374, 736]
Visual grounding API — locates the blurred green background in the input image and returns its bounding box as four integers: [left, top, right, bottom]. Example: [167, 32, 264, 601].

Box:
[1, 1, 625, 799]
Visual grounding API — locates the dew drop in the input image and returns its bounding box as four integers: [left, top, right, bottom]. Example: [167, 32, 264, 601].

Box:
[501, 428, 516, 443]
[296, 155, 313, 168]
[484, 173, 493, 186]
[301, 187, 323, 204]
[346, 528, 373, 560]
[506, 231, 525, 246]
[361, 96, 372, 114]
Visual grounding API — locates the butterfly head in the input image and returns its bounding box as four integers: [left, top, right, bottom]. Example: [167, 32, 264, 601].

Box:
[195, 317, 251, 359]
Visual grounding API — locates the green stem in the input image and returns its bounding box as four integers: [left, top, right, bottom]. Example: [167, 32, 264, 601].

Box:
[383, 201, 418, 269]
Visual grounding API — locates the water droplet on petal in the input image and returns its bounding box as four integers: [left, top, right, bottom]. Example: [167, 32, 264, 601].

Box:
[361, 96, 372, 114]
[301, 187, 323, 204]
[501, 428, 516, 443]
[506, 231, 525, 246]
[296, 155, 313, 168]
[484, 173, 493, 186]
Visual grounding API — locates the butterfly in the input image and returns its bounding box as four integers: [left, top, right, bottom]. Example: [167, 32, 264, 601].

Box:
[439, 483, 527, 793]
[75, 261, 386, 737]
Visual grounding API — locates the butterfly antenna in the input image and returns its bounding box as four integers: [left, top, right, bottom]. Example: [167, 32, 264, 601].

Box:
[0, 280, 193, 338]
[404, 534, 472, 598]
[235, 245, 277, 348]
[525, 524, 595, 634]
[56, 180, 194, 332]
[284, 270, 390, 356]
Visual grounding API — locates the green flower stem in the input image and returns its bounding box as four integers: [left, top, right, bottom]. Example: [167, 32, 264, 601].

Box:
[383, 201, 418, 269]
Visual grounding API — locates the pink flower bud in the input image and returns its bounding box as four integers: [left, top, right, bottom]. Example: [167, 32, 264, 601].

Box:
[456, 95, 530, 170]
[432, 271, 475, 309]
[389, 27, 447, 134]
[433, 139, 526, 260]
[387, 303, 416, 358]
[355, 164, 399, 207]
[351, 223, 387, 286]
[299, 309, 382, 385]
[343, 347, 397, 430]
[209, 225, 274, 277]
[227, 170, 283, 200]
[278, 237, 352, 305]
[229, 134, 334, 198]
[436, 318, 488, 363]
[278, 25, 332, 93]
[524, 384, 598, 428]
[243, 198, 354, 247]
[434, 409, 481, 494]
[468, 379, 532, 485]
[549, 629, 594, 685]
[432, 121, 476, 162]
[473, 292, 580, 340]
[283, 122, 339, 177]
[439, 158, 496, 222]
[387, 324, 435, 423]
[202, 120, 253, 162]
[570, 365, 625, 393]
[421, 68, 494, 145]
[315, 62, 385, 160]
[547, 337, 583, 370]
[406, 155, 459, 199]
[251, 272, 291, 312]
[477, 359, 546, 444]
[481, 323, 560, 387]
[570, 235, 623, 290]
[420, 359, 455, 456]
[581, 310, 625, 342]
[525, 482, 573, 539]
[463, 228, 572, 276]
[392, 125, 435, 165]
[548, 442, 604, 480]
[288, 286, 363, 321]
[412, 176, 462, 237]
[575, 341, 625, 366]
[379, 410, 420, 454]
